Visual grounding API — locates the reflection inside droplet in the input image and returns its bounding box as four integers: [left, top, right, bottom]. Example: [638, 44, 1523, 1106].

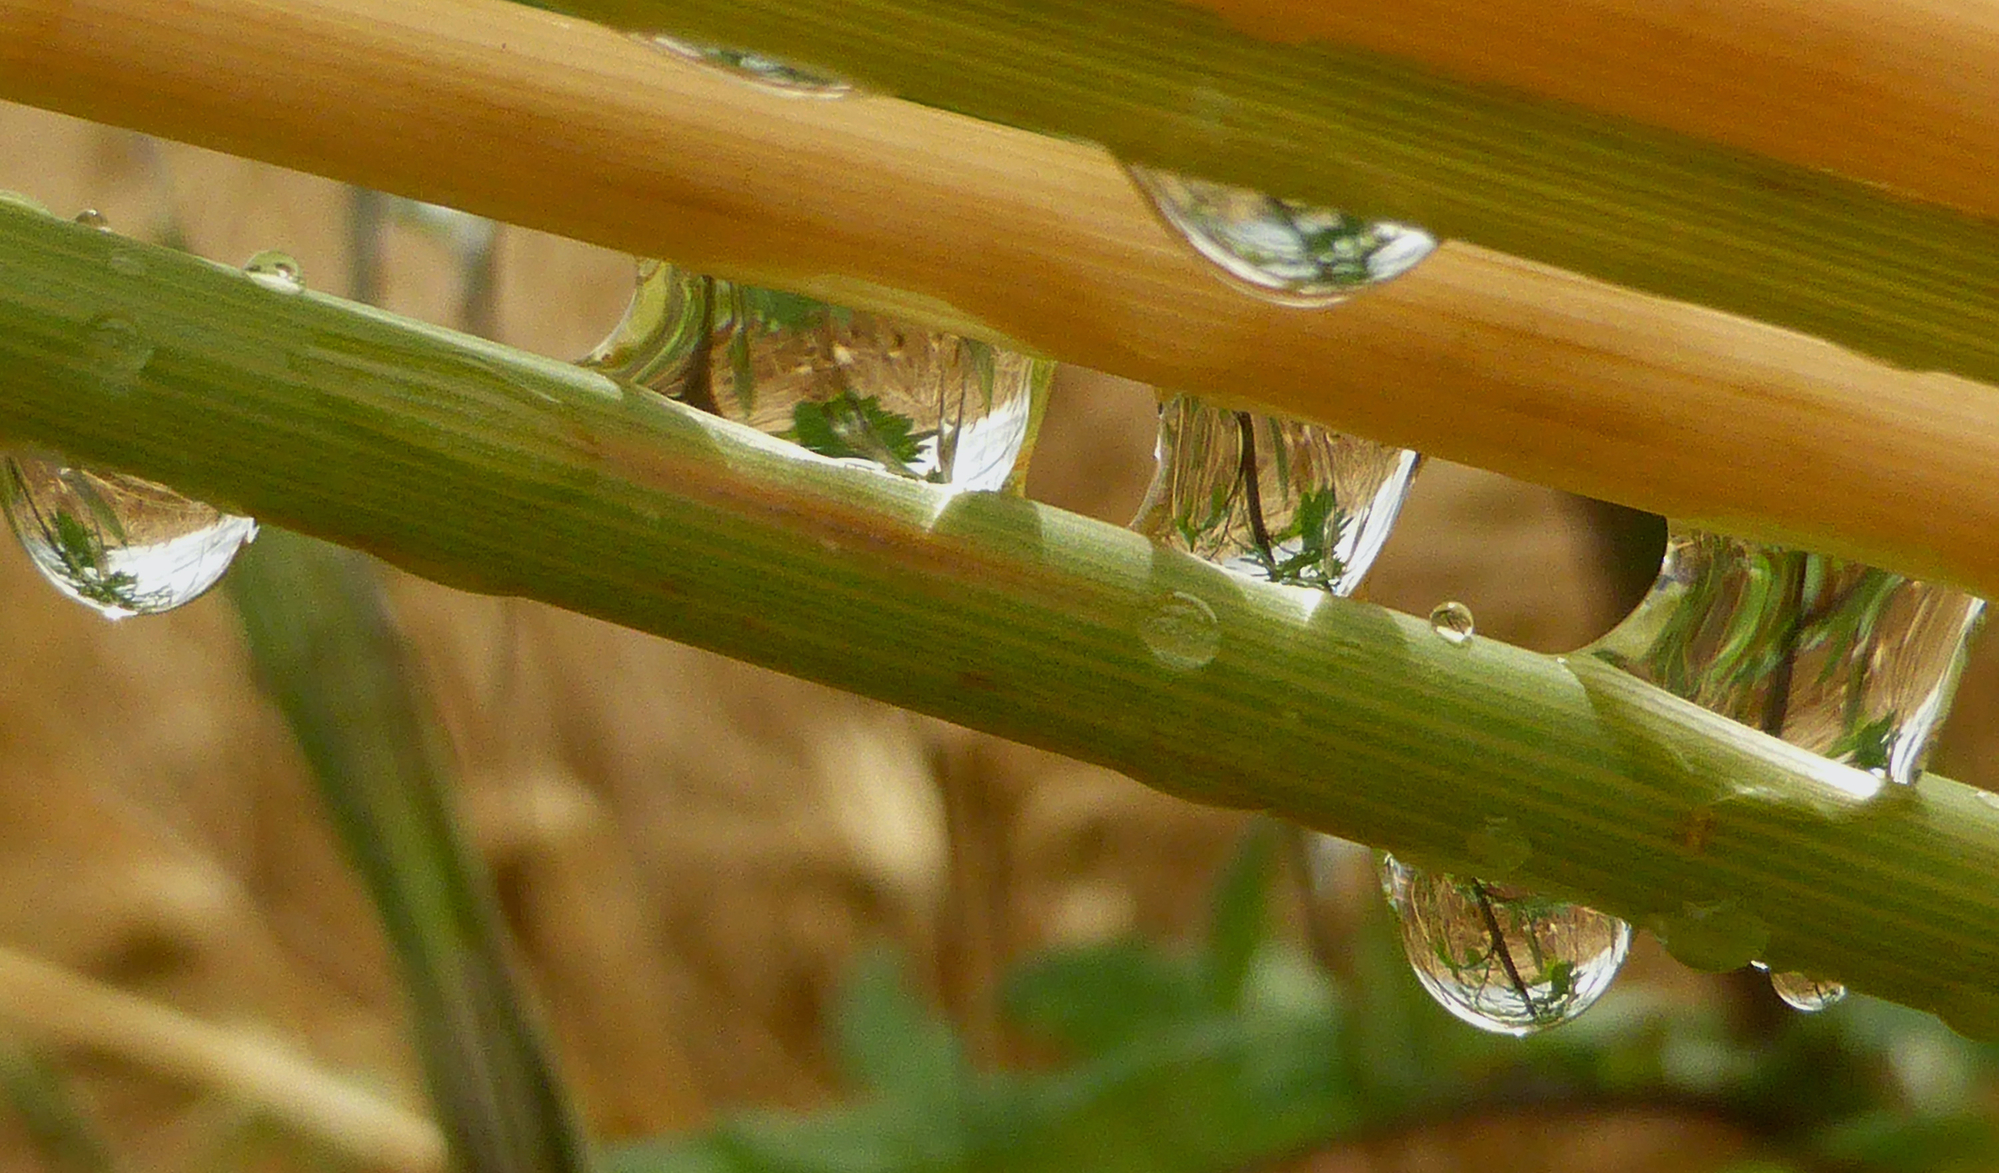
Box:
[1125, 165, 1436, 307]
[1430, 600, 1475, 645]
[1, 456, 258, 620]
[581, 261, 1047, 491]
[243, 250, 303, 294]
[1380, 854, 1631, 1036]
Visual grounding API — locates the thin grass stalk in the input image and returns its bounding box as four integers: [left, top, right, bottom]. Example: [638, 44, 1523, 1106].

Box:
[227, 532, 590, 1173]
[0, 199, 1993, 1033]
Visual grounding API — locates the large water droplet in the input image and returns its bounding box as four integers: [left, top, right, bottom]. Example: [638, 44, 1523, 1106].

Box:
[1591, 530, 1986, 784]
[1, 457, 258, 620]
[1131, 397, 1420, 596]
[582, 261, 1046, 490]
[243, 250, 303, 294]
[1379, 854, 1631, 1035]
[1126, 166, 1435, 307]
[1766, 968, 1846, 1013]
[1140, 590, 1221, 671]
[82, 315, 153, 387]
[1430, 600, 1475, 646]
[645, 34, 853, 97]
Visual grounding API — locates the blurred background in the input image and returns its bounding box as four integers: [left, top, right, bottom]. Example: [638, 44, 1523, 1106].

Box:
[1, 98, 1997, 1173]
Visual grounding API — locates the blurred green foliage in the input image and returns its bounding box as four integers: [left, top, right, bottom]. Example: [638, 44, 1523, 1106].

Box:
[610, 825, 1999, 1173]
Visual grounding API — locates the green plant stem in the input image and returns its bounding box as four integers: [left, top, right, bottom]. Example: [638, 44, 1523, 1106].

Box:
[565, 0, 1999, 392]
[226, 531, 590, 1173]
[1, 202, 1997, 1035]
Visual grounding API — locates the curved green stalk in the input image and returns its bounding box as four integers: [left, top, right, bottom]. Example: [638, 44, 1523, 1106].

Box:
[0, 200, 1996, 1034]
[561, 0, 1999, 392]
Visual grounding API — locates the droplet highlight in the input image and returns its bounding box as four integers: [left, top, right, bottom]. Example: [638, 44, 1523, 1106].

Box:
[1, 457, 258, 620]
[1126, 166, 1435, 307]
[582, 261, 1048, 490]
[1430, 600, 1475, 646]
[243, 250, 303, 294]
[1592, 531, 1985, 784]
[1132, 397, 1420, 596]
[1139, 591, 1221, 671]
[645, 34, 853, 97]
[1767, 969, 1847, 1013]
[1380, 854, 1631, 1036]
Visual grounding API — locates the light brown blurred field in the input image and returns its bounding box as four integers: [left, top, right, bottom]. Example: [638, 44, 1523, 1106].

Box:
[0, 100, 1993, 1173]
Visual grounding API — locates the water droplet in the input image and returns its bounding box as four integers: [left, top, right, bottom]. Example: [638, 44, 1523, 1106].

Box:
[1466, 817, 1532, 878]
[645, 34, 853, 97]
[1131, 397, 1420, 596]
[1767, 969, 1846, 1013]
[1652, 899, 1770, 972]
[108, 252, 147, 278]
[72, 208, 109, 230]
[582, 261, 1047, 489]
[243, 250, 303, 294]
[1380, 854, 1631, 1035]
[1430, 600, 1475, 645]
[1, 456, 257, 620]
[1125, 165, 1435, 307]
[81, 315, 153, 386]
[1139, 590, 1221, 671]
[1591, 530, 1985, 784]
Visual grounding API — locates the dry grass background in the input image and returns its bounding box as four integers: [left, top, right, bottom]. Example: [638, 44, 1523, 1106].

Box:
[0, 98, 1994, 1173]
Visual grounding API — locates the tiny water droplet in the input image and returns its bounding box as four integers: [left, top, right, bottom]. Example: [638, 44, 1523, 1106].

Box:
[72, 208, 109, 229]
[645, 34, 853, 97]
[1380, 854, 1631, 1035]
[581, 261, 1047, 489]
[1140, 590, 1221, 671]
[108, 252, 147, 278]
[1590, 530, 1985, 784]
[1768, 969, 1846, 1013]
[82, 315, 153, 386]
[1125, 165, 1435, 307]
[1132, 397, 1420, 596]
[1430, 601, 1475, 645]
[243, 250, 303, 294]
[1466, 817, 1532, 878]
[1652, 900, 1770, 972]
[1, 456, 257, 620]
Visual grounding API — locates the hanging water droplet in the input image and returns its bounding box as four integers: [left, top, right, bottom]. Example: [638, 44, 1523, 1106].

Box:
[243, 250, 303, 294]
[645, 34, 853, 97]
[1651, 899, 1770, 972]
[1379, 854, 1631, 1035]
[1430, 600, 1475, 646]
[1591, 530, 1986, 784]
[1767, 969, 1846, 1013]
[1139, 590, 1221, 671]
[582, 261, 1047, 490]
[1125, 165, 1435, 307]
[1, 456, 258, 620]
[1132, 397, 1420, 596]
[81, 315, 153, 387]
[72, 208, 109, 230]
